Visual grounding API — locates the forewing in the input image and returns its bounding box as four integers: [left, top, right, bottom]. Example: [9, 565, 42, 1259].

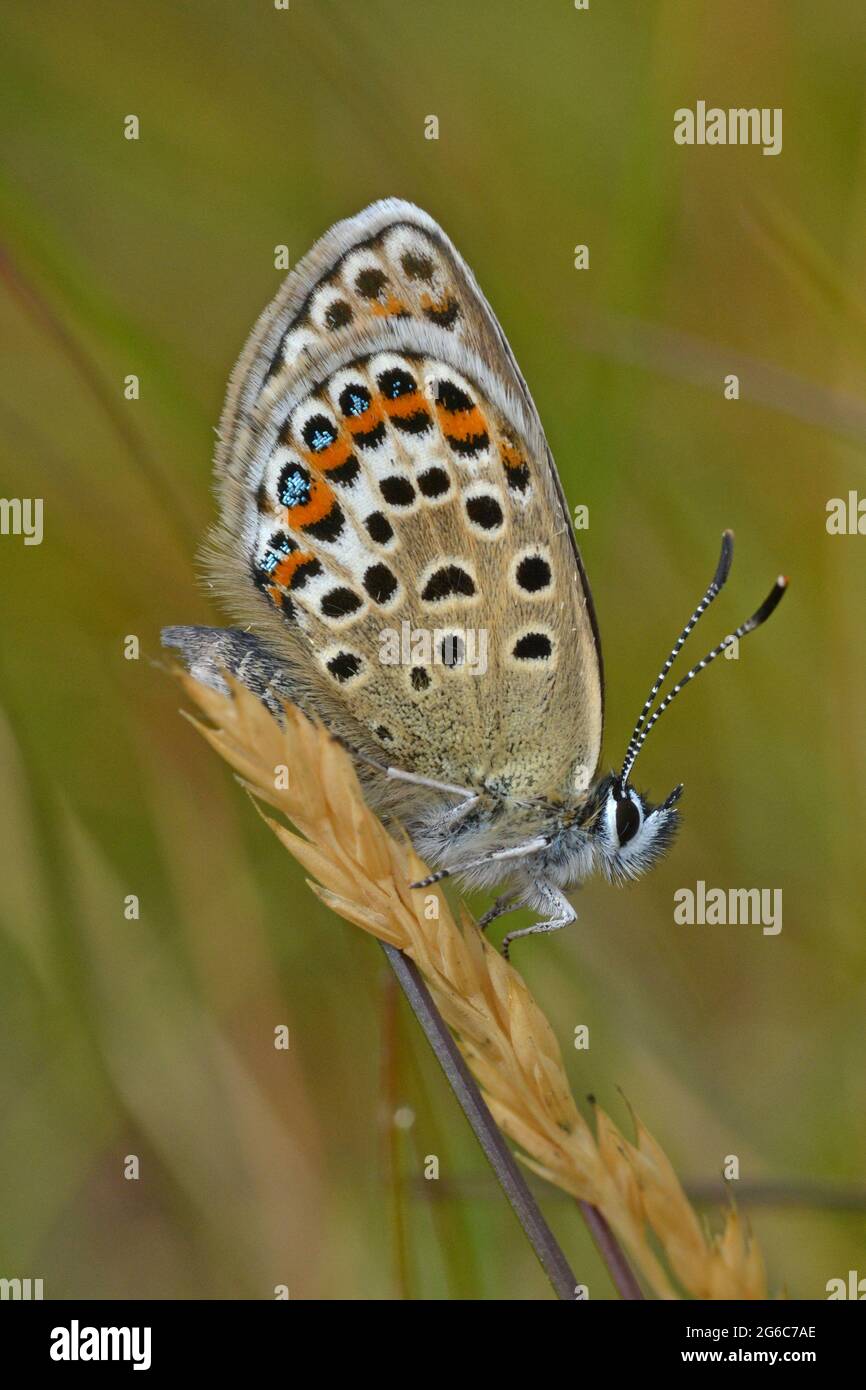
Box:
[209, 200, 603, 797]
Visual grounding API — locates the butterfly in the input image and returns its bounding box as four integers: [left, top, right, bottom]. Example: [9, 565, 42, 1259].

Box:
[163, 199, 786, 956]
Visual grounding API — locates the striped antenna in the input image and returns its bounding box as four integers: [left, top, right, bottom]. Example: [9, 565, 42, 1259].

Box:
[618, 531, 735, 783]
[619, 534, 787, 787]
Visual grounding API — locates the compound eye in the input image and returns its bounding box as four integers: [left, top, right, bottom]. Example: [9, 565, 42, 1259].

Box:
[615, 795, 641, 847]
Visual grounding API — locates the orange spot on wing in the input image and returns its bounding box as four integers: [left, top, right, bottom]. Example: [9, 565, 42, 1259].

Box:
[304, 435, 353, 473]
[437, 404, 487, 440]
[383, 390, 427, 420]
[370, 293, 408, 317]
[419, 291, 455, 315]
[272, 549, 318, 588]
[346, 399, 385, 436]
[284, 477, 335, 527]
[500, 441, 526, 470]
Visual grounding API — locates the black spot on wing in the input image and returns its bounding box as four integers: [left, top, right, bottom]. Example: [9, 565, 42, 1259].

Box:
[505, 463, 530, 493]
[324, 300, 353, 330]
[302, 415, 338, 452]
[355, 267, 387, 299]
[401, 251, 434, 281]
[326, 651, 363, 683]
[365, 511, 394, 544]
[466, 494, 504, 531]
[410, 666, 430, 691]
[421, 565, 476, 602]
[378, 367, 416, 398]
[515, 554, 552, 593]
[513, 632, 553, 661]
[339, 384, 371, 417]
[278, 463, 312, 508]
[320, 587, 363, 619]
[363, 564, 399, 605]
[418, 467, 450, 499]
[380, 476, 415, 507]
[436, 380, 473, 413]
[423, 295, 460, 329]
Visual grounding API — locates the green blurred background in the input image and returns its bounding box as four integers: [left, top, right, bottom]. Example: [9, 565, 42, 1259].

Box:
[1, 0, 864, 1299]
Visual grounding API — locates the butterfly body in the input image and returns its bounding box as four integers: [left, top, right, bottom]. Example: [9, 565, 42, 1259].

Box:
[165, 200, 785, 953]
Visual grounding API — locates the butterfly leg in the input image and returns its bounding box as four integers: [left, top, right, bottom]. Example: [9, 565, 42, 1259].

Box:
[500, 884, 576, 959]
[384, 766, 479, 805]
[477, 892, 520, 931]
[408, 834, 544, 889]
[330, 734, 478, 807]
[440, 795, 482, 826]
[410, 835, 550, 890]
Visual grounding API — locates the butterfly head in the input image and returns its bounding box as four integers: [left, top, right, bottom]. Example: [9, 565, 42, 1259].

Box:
[589, 773, 683, 884]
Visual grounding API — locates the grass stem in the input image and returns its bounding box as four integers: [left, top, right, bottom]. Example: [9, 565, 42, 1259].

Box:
[383, 942, 589, 1300]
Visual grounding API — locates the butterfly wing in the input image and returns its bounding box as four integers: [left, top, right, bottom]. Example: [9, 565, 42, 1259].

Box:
[208, 200, 603, 799]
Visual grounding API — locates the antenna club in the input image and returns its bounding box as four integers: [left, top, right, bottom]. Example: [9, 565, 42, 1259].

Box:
[714, 530, 735, 588]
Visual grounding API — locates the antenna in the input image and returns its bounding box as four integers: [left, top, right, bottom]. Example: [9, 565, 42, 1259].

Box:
[619, 531, 787, 787]
[619, 531, 734, 781]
